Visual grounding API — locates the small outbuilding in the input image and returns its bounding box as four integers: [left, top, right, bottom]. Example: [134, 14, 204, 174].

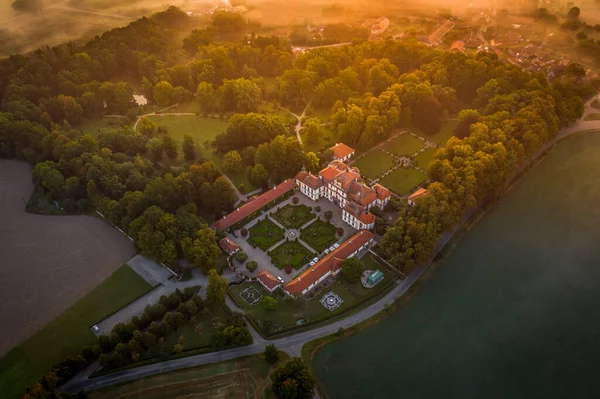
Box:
[219, 237, 240, 256]
[367, 270, 384, 286]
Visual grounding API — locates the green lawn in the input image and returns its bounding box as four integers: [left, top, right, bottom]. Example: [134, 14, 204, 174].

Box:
[146, 115, 256, 194]
[379, 168, 427, 196]
[146, 115, 228, 144]
[0, 265, 153, 399]
[247, 217, 285, 251]
[268, 240, 314, 269]
[300, 219, 338, 253]
[415, 148, 438, 170]
[383, 134, 425, 156]
[301, 126, 336, 154]
[147, 306, 228, 357]
[76, 117, 130, 137]
[584, 113, 600, 121]
[272, 204, 315, 229]
[352, 150, 395, 179]
[306, 107, 331, 123]
[229, 254, 394, 335]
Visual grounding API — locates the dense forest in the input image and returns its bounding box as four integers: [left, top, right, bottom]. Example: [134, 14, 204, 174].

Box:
[1, 5, 598, 398]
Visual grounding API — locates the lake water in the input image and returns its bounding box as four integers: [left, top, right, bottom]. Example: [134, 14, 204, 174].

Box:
[313, 132, 600, 399]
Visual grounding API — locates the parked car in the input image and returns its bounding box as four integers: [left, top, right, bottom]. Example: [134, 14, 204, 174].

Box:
[92, 325, 100, 333]
[277, 276, 284, 283]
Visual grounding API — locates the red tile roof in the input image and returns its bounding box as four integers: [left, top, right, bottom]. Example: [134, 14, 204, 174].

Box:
[284, 230, 374, 295]
[210, 179, 296, 231]
[219, 237, 240, 255]
[331, 143, 355, 160]
[373, 183, 391, 201]
[319, 166, 341, 182]
[256, 270, 280, 291]
[347, 181, 377, 206]
[344, 202, 376, 225]
[408, 187, 428, 202]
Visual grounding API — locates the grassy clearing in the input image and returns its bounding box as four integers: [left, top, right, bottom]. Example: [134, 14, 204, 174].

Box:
[248, 217, 285, 251]
[90, 354, 273, 399]
[146, 115, 228, 144]
[229, 254, 394, 335]
[300, 219, 338, 253]
[379, 168, 427, 196]
[269, 240, 314, 269]
[0, 265, 152, 399]
[383, 134, 424, 156]
[271, 204, 315, 229]
[76, 118, 130, 136]
[352, 150, 395, 179]
[146, 115, 255, 194]
[584, 113, 600, 121]
[301, 126, 336, 154]
[415, 148, 438, 170]
[306, 107, 331, 123]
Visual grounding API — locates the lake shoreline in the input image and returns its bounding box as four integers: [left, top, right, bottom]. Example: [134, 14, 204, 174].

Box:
[304, 130, 592, 398]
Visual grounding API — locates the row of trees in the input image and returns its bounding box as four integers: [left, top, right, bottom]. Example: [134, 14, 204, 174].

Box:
[377, 46, 597, 274]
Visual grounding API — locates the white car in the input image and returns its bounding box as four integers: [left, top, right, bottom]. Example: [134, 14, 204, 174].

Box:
[92, 325, 100, 333]
[309, 260, 316, 266]
[333, 243, 340, 249]
[277, 276, 284, 283]
[312, 257, 319, 263]
[324, 249, 330, 255]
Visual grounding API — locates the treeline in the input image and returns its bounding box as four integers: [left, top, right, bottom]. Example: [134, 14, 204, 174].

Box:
[376, 44, 598, 274]
[22, 284, 251, 398]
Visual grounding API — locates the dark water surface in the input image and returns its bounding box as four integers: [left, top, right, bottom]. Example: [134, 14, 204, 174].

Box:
[313, 133, 600, 399]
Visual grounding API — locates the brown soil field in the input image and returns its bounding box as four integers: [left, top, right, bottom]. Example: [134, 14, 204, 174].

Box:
[91, 356, 272, 399]
[0, 160, 134, 356]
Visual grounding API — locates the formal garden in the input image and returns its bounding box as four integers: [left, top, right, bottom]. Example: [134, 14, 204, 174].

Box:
[300, 219, 338, 253]
[351, 150, 395, 180]
[380, 168, 427, 196]
[415, 148, 437, 170]
[228, 254, 396, 336]
[268, 240, 314, 270]
[271, 203, 315, 229]
[247, 217, 285, 251]
[383, 133, 424, 156]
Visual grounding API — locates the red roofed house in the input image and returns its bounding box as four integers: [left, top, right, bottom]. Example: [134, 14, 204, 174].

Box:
[295, 145, 391, 230]
[219, 237, 240, 256]
[210, 179, 296, 231]
[330, 143, 355, 162]
[283, 230, 374, 296]
[408, 188, 428, 206]
[256, 270, 281, 293]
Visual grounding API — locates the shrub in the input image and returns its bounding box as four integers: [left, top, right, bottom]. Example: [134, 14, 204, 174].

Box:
[315, 205, 321, 212]
[292, 196, 299, 204]
[246, 260, 258, 272]
[324, 210, 333, 219]
[337, 227, 344, 236]
[284, 265, 293, 274]
[265, 344, 280, 364]
[236, 251, 248, 262]
[241, 227, 248, 237]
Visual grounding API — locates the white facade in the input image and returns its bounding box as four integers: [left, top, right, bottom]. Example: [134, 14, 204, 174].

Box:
[342, 209, 374, 230]
[296, 179, 323, 201]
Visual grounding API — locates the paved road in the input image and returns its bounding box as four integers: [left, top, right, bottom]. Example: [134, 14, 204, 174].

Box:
[63, 95, 600, 393]
[64, 264, 424, 393]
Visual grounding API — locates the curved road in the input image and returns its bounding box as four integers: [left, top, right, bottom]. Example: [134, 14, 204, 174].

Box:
[63, 95, 600, 393]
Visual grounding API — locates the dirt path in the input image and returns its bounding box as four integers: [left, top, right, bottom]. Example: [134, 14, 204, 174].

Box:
[282, 98, 313, 145]
[0, 161, 134, 357]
